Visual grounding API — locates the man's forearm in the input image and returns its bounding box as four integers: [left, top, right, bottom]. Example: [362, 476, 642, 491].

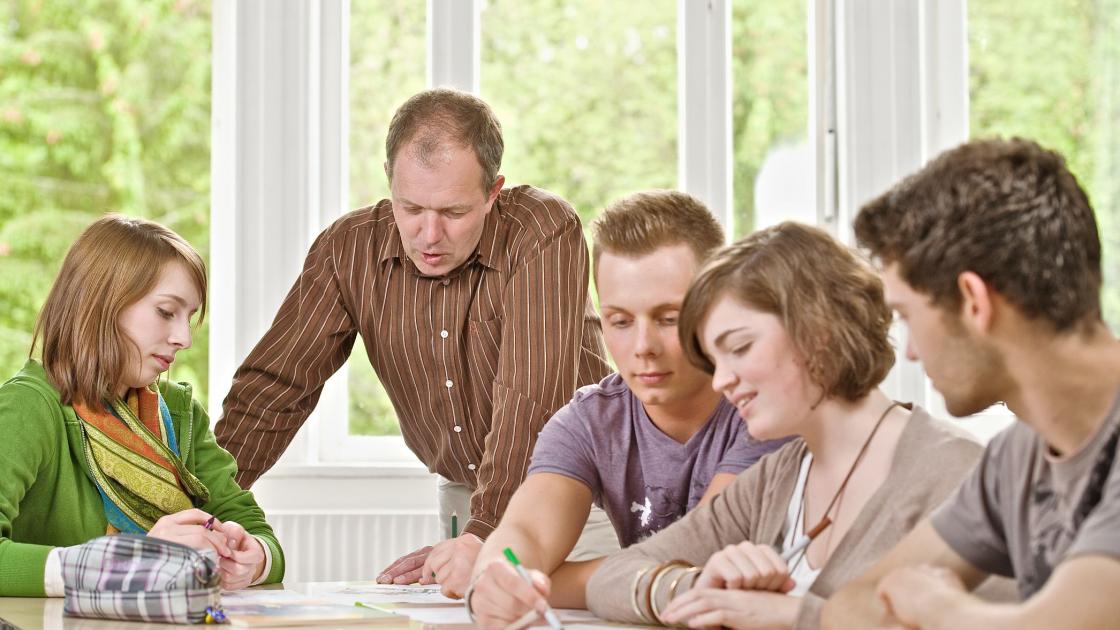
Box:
[821, 580, 887, 630]
[920, 592, 1028, 630]
[548, 559, 602, 609]
[474, 523, 548, 580]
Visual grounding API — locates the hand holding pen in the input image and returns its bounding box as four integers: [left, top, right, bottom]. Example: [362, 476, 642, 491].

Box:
[502, 548, 564, 630]
[148, 508, 232, 558]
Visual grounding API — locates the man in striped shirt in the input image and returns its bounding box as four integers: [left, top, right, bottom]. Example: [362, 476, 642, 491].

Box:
[214, 88, 611, 592]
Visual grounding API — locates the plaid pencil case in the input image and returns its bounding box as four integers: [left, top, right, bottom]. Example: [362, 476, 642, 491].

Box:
[60, 534, 222, 624]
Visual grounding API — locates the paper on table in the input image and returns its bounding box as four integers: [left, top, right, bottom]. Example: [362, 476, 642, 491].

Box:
[222, 602, 401, 628]
[221, 589, 315, 603]
[373, 604, 643, 630]
[327, 582, 459, 605]
[335, 583, 444, 595]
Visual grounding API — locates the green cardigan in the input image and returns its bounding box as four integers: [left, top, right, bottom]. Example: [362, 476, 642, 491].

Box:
[0, 360, 285, 596]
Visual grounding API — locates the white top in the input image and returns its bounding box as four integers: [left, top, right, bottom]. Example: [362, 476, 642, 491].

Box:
[780, 453, 821, 597]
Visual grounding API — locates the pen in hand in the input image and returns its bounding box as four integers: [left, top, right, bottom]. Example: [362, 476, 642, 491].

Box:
[503, 547, 564, 630]
[780, 516, 832, 563]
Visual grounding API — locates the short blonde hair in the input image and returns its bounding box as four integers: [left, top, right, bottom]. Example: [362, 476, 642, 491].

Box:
[32, 214, 207, 406]
[679, 222, 895, 402]
[591, 190, 725, 278]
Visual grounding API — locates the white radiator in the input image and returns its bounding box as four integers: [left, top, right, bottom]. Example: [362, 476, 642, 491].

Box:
[268, 511, 441, 583]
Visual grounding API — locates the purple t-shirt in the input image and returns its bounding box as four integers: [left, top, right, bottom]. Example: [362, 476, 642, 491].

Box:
[528, 373, 787, 547]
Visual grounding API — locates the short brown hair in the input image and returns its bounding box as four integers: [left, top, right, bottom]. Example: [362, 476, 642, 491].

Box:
[854, 137, 1101, 332]
[591, 190, 725, 278]
[384, 88, 504, 192]
[679, 222, 895, 402]
[32, 214, 207, 406]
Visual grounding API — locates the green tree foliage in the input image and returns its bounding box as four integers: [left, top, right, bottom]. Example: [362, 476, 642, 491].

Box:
[349, 0, 425, 210]
[969, 0, 1119, 330]
[481, 0, 678, 222]
[0, 0, 212, 402]
[3, 1, 1113, 437]
[730, 0, 808, 237]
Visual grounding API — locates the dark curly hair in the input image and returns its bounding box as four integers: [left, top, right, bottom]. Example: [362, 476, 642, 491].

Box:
[854, 137, 1101, 333]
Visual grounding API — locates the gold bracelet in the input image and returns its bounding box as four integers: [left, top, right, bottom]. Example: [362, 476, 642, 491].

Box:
[649, 561, 690, 625]
[666, 564, 699, 603]
[630, 564, 658, 624]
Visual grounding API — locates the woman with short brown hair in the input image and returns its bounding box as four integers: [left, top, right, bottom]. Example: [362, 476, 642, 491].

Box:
[584, 222, 983, 629]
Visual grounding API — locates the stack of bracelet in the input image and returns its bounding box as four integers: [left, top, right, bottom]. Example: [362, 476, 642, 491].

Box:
[629, 560, 701, 625]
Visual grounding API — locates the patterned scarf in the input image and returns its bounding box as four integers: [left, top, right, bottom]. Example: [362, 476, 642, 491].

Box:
[74, 386, 210, 534]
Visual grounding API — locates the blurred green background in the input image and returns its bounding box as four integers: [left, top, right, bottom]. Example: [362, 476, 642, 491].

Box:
[1, 0, 1115, 438]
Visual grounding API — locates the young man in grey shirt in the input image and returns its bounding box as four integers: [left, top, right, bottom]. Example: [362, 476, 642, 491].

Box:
[462, 191, 789, 627]
[824, 138, 1120, 629]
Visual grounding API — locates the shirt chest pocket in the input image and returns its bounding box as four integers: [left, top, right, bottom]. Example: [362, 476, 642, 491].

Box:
[464, 317, 502, 383]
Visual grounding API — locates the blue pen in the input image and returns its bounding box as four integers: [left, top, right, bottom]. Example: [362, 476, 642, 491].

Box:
[503, 548, 564, 630]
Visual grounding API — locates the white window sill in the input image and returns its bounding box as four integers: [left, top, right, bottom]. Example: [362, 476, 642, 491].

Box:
[253, 462, 439, 512]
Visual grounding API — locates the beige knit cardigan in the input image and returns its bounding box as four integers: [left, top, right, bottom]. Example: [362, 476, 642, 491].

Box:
[585, 407, 986, 629]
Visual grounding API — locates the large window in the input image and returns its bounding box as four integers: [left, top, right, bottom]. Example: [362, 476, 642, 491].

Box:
[0, 0, 211, 401]
[731, 0, 810, 237]
[481, 0, 678, 224]
[341, 0, 815, 443]
[969, 0, 1119, 331]
[346, 1, 426, 437]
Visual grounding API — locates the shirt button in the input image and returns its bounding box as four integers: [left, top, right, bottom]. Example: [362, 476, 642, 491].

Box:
[453, 425, 462, 433]
[440, 330, 449, 339]
[445, 379, 454, 389]
[440, 278, 450, 286]
[467, 464, 476, 471]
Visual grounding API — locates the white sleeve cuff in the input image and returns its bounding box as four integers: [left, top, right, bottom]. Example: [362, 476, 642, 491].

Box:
[250, 535, 274, 586]
[44, 547, 65, 597]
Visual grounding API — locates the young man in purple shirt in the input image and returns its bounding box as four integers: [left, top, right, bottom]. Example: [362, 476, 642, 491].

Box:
[461, 190, 788, 627]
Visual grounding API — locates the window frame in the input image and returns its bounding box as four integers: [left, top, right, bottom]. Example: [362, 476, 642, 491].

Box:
[210, 0, 1006, 470]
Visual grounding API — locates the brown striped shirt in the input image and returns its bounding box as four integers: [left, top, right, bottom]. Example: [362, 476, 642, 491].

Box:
[215, 185, 611, 538]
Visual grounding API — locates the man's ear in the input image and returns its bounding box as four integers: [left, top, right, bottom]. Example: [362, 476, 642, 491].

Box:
[957, 271, 994, 334]
[485, 175, 505, 209]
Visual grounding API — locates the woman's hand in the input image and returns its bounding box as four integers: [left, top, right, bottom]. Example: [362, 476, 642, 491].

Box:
[148, 508, 232, 558]
[214, 520, 266, 591]
[695, 540, 795, 593]
[661, 588, 801, 629]
[469, 560, 551, 630]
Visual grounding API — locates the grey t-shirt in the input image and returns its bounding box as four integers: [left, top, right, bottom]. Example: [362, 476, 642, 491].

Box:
[528, 373, 789, 547]
[931, 390, 1120, 598]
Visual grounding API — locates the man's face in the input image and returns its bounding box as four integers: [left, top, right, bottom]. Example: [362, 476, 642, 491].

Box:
[596, 244, 715, 410]
[388, 143, 502, 276]
[882, 263, 1007, 417]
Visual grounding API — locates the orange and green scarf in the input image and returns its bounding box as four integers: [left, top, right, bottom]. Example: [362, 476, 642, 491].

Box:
[74, 386, 210, 534]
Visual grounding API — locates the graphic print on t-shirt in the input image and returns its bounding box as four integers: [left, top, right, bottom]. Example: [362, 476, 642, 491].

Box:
[631, 485, 687, 540]
[1026, 479, 1074, 596]
[631, 497, 652, 527]
[1025, 421, 1120, 597]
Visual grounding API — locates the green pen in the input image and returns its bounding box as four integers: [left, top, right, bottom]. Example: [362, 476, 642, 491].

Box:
[503, 548, 564, 630]
[451, 513, 458, 538]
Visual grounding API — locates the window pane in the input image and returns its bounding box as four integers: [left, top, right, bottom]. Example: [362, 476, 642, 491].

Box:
[969, 0, 1119, 330]
[346, 0, 425, 435]
[0, 0, 211, 402]
[481, 0, 678, 225]
[732, 0, 810, 237]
